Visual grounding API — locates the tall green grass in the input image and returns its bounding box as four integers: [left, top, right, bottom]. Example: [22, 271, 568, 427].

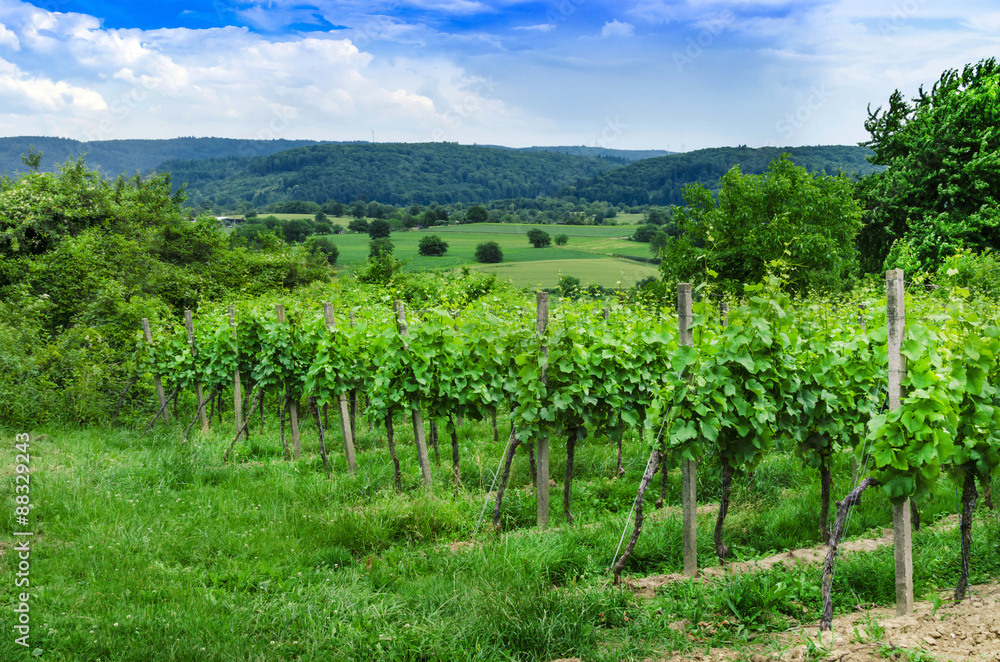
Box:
[1, 416, 997, 661]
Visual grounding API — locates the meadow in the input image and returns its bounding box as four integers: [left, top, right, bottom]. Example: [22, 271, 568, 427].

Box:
[2, 413, 997, 661]
[317, 222, 659, 289]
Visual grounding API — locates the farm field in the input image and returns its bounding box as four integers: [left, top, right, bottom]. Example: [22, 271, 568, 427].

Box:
[318, 223, 658, 289]
[3, 419, 997, 662]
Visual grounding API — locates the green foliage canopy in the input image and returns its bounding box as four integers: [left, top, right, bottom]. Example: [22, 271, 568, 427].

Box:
[526, 228, 551, 248]
[659, 155, 863, 293]
[417, 234, 449, 256]
[858, 58, 1000, 274]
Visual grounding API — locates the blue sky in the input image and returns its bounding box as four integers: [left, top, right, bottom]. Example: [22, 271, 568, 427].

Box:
[0, 0, 997, 150]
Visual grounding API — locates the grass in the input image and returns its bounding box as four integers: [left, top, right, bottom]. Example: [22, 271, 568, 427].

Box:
[2, 412, 997, 661]
[321, 223, 657, 288]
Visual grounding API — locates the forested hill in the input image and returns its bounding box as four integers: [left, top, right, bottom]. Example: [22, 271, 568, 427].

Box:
[0, 137, 329, 176]
[564, 145, 881, 206]
[511, 146, 673, 161]
[160, 142, 626, 208]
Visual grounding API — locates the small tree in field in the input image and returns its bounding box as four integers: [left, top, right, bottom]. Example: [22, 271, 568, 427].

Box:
[368, 219, 391, 239]
[554, 234, 569, 246]
[418, 235, 449, 256]
[527, 228, 551, 248]
[475, 241, 503, 263]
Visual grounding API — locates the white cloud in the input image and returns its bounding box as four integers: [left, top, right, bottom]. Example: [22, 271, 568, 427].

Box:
[0, 55, 106, 113]
[0, 22, 19, 50]
[513, 24, 555, 32]
[601, 20, 635, 38]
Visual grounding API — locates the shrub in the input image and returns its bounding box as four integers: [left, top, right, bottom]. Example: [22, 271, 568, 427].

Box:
[527, 228, 551, 248]
[554, 234, 569, 246]
[558, 275, 580, 298]
[369, 237, 394, 259]
[475, 241, 503, 263]
[418, 235, 449, 256]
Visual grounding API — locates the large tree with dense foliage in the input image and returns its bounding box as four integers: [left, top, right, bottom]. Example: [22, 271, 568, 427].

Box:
[858, 58, 1000, 274]
[659, 154, 863, 293]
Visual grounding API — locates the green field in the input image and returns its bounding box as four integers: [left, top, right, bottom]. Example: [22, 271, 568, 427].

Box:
[321, 224, 657, 288]
[475, 258, 658, 289]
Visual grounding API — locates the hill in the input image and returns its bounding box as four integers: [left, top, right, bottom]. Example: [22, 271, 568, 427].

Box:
[563, 145, 881, 206]
[159, 142, 626, 208]
[0, 137, 330, 177]
[511, 146, 673, 161]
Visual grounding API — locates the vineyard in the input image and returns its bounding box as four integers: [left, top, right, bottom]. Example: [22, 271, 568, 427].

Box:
[134, 269, 1000, 627]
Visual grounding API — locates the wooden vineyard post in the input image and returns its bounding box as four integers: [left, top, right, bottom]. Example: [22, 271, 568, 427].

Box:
[185, 310, 210, 434]
[887, 268, 913, 616]
[678, 283, 697, 578]
[142, 318, 170, 424]
[395, 301, 432, 488]
[276, 305, 301, 459]
[536, 291, 550, 529]
[229, 306, 243, 432]
[323, 303, 357, 475]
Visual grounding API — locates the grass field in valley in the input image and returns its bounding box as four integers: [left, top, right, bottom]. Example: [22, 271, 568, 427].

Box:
[2, 413, 999, 661]
[318, 223, 659, 289]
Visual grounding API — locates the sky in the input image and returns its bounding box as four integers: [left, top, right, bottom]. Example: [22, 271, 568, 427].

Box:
[0, 0, 996, 151]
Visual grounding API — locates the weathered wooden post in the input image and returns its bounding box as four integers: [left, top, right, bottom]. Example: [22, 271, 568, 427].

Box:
[536, 291, 550, 529]
[184, 310, 209, 434]
[395, 301, 432, 488]
[142, 318, 170, 424]
[323, 303, 357, 475]
[276, 305, 301, 459]
[886, 269, 913, 615]
[229, 306, 243, 432]
[678, 283, 697, 578]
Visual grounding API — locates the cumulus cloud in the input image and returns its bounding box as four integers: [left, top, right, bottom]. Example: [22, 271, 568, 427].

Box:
[0, 0, 521, 142]
[601, 20, 635, 38]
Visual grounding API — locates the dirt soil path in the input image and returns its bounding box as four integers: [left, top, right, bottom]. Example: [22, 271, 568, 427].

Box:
[624, 527, 894, 599]
[658, 582, 1000, 661]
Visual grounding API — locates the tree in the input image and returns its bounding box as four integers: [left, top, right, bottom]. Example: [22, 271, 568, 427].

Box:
[305, 235, 339, 265]
[660, 154, 863, 293]
[630, 224, 659, 243]
[526, 228, 551, 248]
[369, 237, 394, 258]
[465, 205, 488, 224]
[475, 241, 503, 263]
[554, 234, 569, 246]
[858, 58, 1000, 274]
[347, 218, 369, 234]
[368, 219, 391, 239]
[418, 234, 449, 256]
